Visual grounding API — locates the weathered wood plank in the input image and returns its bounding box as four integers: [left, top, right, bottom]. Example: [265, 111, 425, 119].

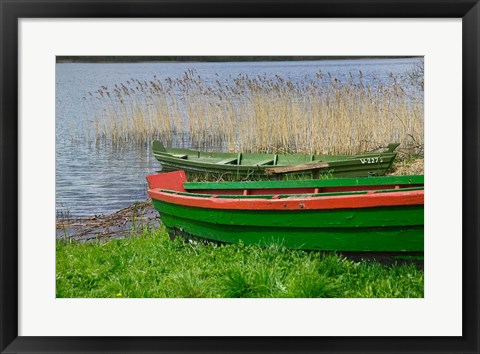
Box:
[216, 158, 238, 165]
[255, 159, 274, 166]
[265, 161, 330, 175]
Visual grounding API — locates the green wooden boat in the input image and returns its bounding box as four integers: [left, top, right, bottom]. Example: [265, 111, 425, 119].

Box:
[147, 171, 424, 252]
[151, 140, 400, 178]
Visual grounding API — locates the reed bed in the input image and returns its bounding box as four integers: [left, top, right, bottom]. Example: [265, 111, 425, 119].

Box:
[85, 70, 423, 155]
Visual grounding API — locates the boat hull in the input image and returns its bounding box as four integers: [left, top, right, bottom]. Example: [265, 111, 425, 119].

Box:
[157, 156, 396, 178]
[152, 200, 424, 252]
[147, 171, 424, 252]
[152, 141, 399, 178]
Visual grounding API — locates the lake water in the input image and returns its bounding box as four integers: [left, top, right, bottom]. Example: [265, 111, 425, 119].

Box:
[56, 57, 422, 217]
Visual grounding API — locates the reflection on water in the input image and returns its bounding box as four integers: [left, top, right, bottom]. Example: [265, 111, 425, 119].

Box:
[56, 58, 423, 217]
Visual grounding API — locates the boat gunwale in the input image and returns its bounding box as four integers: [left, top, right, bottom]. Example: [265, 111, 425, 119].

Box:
[184, 175, 424, 190]
[154, 186, 424, 199]
[153, 150, 397, 166]
[152, 140, 399, 159]
[154, 149, 397, 159]
[148, 188, 424, 211]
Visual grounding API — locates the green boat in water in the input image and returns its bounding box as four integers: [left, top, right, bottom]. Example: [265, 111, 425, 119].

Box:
[151, 140, 400, 178]
[147, 171, 424, 252]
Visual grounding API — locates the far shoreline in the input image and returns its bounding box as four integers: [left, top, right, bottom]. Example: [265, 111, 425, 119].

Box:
[56, 55, 422, 64]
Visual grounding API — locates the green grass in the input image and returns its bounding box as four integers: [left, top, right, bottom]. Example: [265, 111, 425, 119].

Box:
[56, 226, 424, 298]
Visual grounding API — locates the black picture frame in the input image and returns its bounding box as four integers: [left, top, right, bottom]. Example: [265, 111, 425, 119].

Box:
[1, 1, 479, 353]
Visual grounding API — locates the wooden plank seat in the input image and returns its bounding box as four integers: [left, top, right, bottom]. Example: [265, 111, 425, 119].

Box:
[265, 161, 330, 175]
[255, 159, 275, 166]
[172, 154, 188, 159]
[216, 157, 238, 165]
[216, 153, 242, 165]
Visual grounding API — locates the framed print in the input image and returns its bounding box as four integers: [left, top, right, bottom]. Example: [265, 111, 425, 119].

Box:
[1, 1, 479, 353]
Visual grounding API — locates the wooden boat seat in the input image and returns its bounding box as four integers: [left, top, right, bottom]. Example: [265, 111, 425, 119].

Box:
[256, 159, 275, 166]
[216, 157, 238, 165]
[172, 154, 188, 159]
[265, 161, 330, 175]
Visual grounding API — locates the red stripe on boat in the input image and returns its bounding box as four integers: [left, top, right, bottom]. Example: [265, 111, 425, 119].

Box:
[147, 188, 424, 210]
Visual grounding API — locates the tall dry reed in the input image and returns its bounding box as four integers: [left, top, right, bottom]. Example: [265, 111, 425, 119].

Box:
[84, 69, 424, 155]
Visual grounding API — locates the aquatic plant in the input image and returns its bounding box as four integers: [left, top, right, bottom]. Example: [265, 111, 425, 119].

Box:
[85, 69, 423, 156]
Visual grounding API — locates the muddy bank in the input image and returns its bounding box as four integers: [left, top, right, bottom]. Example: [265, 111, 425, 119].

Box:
[56, 201, 160, 241]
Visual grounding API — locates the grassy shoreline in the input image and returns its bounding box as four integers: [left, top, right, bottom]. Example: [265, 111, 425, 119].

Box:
[56, 226, 424, 298]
